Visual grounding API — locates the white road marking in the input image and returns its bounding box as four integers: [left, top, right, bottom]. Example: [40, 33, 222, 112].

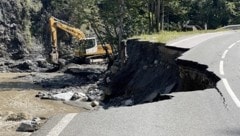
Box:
[169, 34, 201, 46]
[222, 78, 240, 108]
[228, 40, 240, 49]
[221, 50, 228, 59]
[47, 113, 77, 136]
[169, 32, 230, 46]
[228, 43, 236, 49]
[219, 61, 224, 75]
[220, 40, 240, 108]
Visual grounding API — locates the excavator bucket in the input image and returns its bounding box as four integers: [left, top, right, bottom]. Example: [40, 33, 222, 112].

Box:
[50, 50, 59, 64]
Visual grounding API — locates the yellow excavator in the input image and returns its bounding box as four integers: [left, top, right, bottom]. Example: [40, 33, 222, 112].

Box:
[49, 16, 112, 64]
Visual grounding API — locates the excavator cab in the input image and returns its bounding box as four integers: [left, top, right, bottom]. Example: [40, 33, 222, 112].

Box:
[74, 37, 98, 57]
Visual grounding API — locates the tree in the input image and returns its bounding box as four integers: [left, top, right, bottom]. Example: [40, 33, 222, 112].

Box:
[49, 0, 240, 47]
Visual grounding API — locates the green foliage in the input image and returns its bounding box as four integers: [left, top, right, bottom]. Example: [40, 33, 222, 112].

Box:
[135, 30, 218, 43]
[49, 0, 240, 49]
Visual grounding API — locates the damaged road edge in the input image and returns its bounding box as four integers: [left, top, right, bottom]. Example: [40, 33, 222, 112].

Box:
[104, 39, 226, 107]
[177, 59, 227, 108]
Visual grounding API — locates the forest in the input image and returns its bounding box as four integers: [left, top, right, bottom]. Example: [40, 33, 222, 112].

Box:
[47, 0, 240, 50]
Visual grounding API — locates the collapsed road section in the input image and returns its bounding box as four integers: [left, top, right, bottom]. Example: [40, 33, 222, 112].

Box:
[104, 39, 221, 107]
[15, 39, 223, 110]
[13, 38, 223, 110]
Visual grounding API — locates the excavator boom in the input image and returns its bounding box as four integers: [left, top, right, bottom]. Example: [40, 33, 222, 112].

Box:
[49, 16, 86, 64]
[49, 16, 112, 64]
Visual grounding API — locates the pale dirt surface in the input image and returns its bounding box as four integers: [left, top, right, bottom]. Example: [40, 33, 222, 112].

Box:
[0, 73, 85, 136]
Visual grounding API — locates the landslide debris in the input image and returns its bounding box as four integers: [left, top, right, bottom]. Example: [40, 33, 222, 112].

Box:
[0, 0, 53, 72]
[0, 73, 83, 136]
[13, 63, 108, 110]
[0, 0, 98, 73]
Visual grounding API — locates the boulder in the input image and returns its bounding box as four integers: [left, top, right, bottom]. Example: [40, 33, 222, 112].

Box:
[71, 92, 88, 101]
[17, 120, 39, 132]
[52, 92, 74, 101]
[123, 99, 133, 106]
[91, 101, 100, 107]
[86, 87, 104, 101]
[17, 117, 44, 132]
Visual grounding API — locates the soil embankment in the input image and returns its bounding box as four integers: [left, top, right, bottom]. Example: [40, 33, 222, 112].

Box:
[105, 39, 220, 106]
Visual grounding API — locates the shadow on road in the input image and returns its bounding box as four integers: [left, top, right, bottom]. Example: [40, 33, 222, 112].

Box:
[218, 128, 240, 136]
[0, 82, 42, 91]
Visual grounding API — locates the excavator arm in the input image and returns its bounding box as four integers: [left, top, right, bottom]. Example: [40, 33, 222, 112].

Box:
[49, 16, 112, 64]
[49, 16, 86, 64]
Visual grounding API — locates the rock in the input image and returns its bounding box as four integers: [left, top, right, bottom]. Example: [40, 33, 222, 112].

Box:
[35, 91, 44, 97]
[58, 58, 66, 66]
[32, 117, 41, 122]
[91, 101, 99, 107]
[123, 99, 133, 106]
[0, 62, 4, 66]
[52, 92, 74, 101]
[64, 101, 93, 110]
[71, 92, 88, 101]
[142, 91, 159, 103]
[163, 83, 176, 94]
[36, 59, 48, 68]
[143, 65, 148, 70]
[110, 66, 119, 74]
[17, 120, 38, 132]
[17, 116, 44, 132]
[106, 77, 111, 84]
[0, 25, 5, 34]
[36, 92, 53, 100]
[0, 10, 3, 22]
[86, 88, 104, 101]
[103, 87, 112, 96]
[12, 61, 32, 70]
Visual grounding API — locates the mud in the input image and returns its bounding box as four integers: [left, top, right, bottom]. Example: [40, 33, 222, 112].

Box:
[0, 73, 85, 136]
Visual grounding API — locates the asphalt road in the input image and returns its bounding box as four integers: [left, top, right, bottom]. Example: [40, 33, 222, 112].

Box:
[33, 30, 240, 136]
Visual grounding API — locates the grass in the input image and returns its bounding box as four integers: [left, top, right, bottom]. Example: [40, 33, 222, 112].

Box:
[133, 30, 218, 43]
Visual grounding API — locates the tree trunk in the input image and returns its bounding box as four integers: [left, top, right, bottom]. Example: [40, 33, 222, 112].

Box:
[155, 0, 160, 32]
[151, 1, 155, 32]
[118, 0, 125, 67]
[161, 0, 164, 31]
[148, 2, 152, 33]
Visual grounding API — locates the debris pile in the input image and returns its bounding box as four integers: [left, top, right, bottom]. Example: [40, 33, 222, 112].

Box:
[11, 64, 108, 110]
[17, 117, 46, 132]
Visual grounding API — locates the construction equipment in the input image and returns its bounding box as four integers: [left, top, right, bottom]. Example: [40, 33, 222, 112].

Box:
[49, 16, 112, 64]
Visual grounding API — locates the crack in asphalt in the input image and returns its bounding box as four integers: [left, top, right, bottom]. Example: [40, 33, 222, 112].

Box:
[215, 87, 228, 109]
